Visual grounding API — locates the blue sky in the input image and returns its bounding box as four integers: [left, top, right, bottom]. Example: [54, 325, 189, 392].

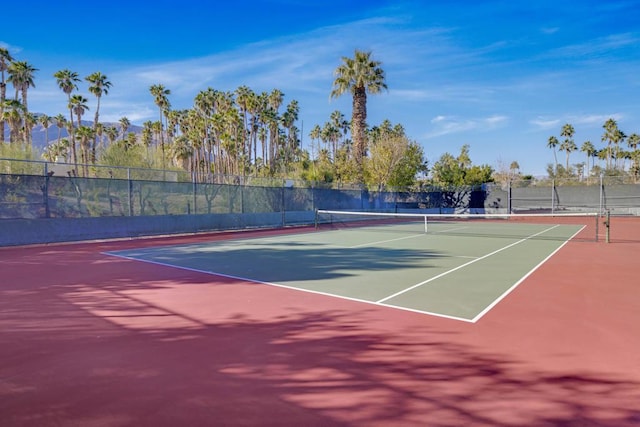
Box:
[2, 0, 639, 176]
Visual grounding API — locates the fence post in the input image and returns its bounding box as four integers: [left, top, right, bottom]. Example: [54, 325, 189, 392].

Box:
[127, 168, 133, 216]
[192, 173, 197, 215]
[599, 174, 604, 214]
[551, 179, 555, 214]
[281, 182, 286, 227]
[43, 162, 50, 218]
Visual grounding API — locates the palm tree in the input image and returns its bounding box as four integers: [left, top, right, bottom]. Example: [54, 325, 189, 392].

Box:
[54, 114, 67, 153]
[118, 117, 131, 141]
[54, 69, 81, 166]
[75, 125, 94, 174]
[628, 133, 640, 180]
[309, 124, 321, 163]
[69, 94, 89, 171]
[0, 48, 14, 143]
[86, 72, 112, 163]
[1, 99, 25, 144]
[149, 84, 171, 169]
[601, 118, 620, 170]
[7, 61, 38, 146]
[281, 100, 299, 170]
[559, 123, 576, 172]
[235, 85, 253, 163]
[580, 141, 596, 177]
[104, 126, 119, 146]
[38, 114, 51, 152]
[267, 89, 284, 170]
[330, 110, 349, 146]
[331, 49, 387, 180]
[547, 136, 559, 173]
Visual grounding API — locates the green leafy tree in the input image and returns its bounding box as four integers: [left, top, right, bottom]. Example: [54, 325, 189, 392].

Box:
[365, 122, 427, 189]
[431, 145, 493, 208]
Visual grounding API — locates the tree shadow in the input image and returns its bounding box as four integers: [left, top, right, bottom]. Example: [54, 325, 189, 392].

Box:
[1, 241, 639, 426]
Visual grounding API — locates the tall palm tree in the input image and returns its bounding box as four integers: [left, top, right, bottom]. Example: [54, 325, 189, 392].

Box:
[601, 118, 620, 170]
[267, 89, 284, 170]
[235, 85, 253, 163]
[309, 124, 321, 162]
[580, 141, 596, 177]
[331, 49, 387, 179]
[75, 125, 95, 175]
[54, 69, 80, 166]
[547, 136, 559, 173]
[281, 100, 299, 170]
[559, 123, 576, 171]
[104, 126, 119, 146]
[118, 116, 131, 141]
[149, 84, 171, 168]
[0, 48, 14, 143]
[39, 114, 51, 145]
[330, 110, 349, 146]
[1, 99, 25, 144]
[628, 133, 640, 180]
[69, 94, 89, 170]
[54, 114, 67, 153]
[86, 72, 112, 163]
[7, 60, 38, 146]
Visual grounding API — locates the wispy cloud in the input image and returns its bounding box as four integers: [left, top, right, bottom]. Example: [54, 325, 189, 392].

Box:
[530, 113, 623, 131]
[425, 114, 508, 138]
[544, 33, 639, 60]
[0, 41, 22, 53]
[540, 27, 559, 35]
[530, 118, 561, 130]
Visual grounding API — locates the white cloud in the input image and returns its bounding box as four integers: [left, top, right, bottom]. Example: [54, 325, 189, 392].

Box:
[425, 114, 508, 138]
[540, 27, 559, 35]
[530, 118, 561, 130]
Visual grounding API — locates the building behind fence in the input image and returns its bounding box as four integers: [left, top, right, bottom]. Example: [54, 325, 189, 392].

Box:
[1, 158, 638, 246]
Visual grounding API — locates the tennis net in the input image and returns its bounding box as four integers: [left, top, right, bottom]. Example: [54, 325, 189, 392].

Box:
[314, 210, 601, 242]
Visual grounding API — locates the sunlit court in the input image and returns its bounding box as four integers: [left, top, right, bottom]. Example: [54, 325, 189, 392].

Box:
[106, 211, 598, 322]
[2, 214, 640, 426]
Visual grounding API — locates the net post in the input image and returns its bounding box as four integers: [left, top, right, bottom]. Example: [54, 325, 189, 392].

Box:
[314, 209, 319, 230]
[424, 214, 428, 233]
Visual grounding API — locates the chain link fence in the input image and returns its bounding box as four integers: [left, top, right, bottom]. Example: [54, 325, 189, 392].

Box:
[1, 158, 639, 222]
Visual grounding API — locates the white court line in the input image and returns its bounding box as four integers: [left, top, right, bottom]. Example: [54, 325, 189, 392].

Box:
[433, 226, 469, 234]
[348, 233, 425, 248]
[103, 222, 576, 324]
[103, 251, 475, 323]
[376, 224, 561, 304]
[470, 224, 586, 323]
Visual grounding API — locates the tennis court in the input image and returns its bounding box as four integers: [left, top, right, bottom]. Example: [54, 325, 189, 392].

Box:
[2, 214, 640, 426]
[106, 212, 595, 322]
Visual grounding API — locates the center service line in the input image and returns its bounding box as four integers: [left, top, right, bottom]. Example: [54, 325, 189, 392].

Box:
[376, 225, 561, 304]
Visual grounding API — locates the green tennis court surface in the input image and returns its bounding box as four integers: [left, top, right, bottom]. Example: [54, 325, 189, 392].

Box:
[106, 220, 585, 322]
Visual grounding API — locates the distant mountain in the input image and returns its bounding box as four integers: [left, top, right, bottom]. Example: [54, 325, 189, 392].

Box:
[2, 115, 143, 151]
